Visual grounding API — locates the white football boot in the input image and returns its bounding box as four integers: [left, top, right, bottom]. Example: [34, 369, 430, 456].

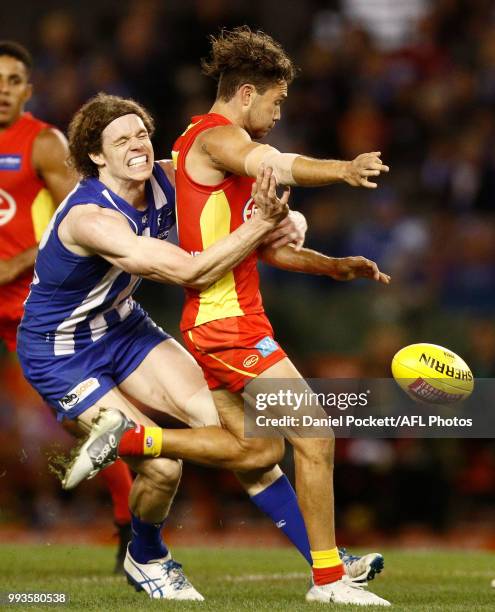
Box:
[62, 408, 135, 490]
[306, 575, 390, 606]
[339, 548, 384, 582]
[124, 546, 204, 601]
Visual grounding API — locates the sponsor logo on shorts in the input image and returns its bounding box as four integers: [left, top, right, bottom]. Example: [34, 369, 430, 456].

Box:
[242, 197, 257, 222]
[243, 354, 259, 368]
[0, 154, 21, 171]
[59, 377, 101, 411]
[255, 336, 279, 358]
[146, 436, 154, 448]
[59, 393, 79, 409]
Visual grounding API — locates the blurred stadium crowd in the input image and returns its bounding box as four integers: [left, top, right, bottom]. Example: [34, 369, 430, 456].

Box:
[1, 0, 495, 546]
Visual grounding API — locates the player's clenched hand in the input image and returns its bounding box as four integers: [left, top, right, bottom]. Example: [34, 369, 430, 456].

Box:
[263, 210, 307, 251]
[330, 256, 391, 284]
[345, 152, 389, 189]
[252, 165, 290, 226]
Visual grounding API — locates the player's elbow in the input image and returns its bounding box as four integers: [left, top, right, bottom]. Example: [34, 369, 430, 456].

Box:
[181, 272, 212, 292]
[139, 255, 204, 288]
[189, 281, 211, 292]
[187, 277, 214, 292]
[179, 262, 216, 292]
[120, 255, 153, 278]
[141, 250, 216, 290]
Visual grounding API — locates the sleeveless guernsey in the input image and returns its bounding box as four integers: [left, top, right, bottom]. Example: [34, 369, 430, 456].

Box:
[172, 113, 264, 331]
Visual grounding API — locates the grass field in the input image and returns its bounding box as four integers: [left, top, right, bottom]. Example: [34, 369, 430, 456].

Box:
[1, 545, 495, 611]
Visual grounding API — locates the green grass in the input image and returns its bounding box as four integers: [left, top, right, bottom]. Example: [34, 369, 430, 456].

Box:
[0, 545, 494, 611]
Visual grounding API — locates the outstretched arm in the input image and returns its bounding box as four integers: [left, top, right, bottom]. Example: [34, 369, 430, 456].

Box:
[198, 125, 389, 189]
[259, 244, 390, 284]
[263, 209, 307, 251]
[61, 168, 289, 291]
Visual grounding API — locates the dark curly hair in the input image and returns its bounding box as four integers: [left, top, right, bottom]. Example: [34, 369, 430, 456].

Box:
[68, 93, 154, 178]
[201, 26, 296, 101]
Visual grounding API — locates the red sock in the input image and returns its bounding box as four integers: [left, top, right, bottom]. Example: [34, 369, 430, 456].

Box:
[118, 424, 145, 456]
[100, 459, 132, 525]
[311, 548, 345, 585]
[118, 424, 162, 457]
[312, 564, 345, 586]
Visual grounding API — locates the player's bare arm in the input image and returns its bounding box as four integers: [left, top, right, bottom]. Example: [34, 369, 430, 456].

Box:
[259, 244, 391, 284]
[193, 124, 389, 189]
[60, 167, 289, 291]
[163, 155, 306, 250]
[263, 209, 307, 251]
[157, 159, 176, 187]
[0, 245, 37, 285]
[32, 128, 78, 203]
[0, 128, 79, 286]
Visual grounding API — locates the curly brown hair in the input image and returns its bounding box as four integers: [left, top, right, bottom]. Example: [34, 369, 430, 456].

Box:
[68, 93, 155, 178]
[201, 26, 296, 101]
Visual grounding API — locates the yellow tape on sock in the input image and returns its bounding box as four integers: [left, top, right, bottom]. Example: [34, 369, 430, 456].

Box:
[142, 427, 163, 457]
[311, 547, 341, 569]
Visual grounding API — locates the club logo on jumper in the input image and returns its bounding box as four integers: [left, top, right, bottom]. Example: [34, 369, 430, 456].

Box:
[243, 197, 257, 222]
[0, 154, 21, 171]
[59, 377, 101, 410]
[243, 354, 259, 368]
[255, 336, 278, 358]
[0, 188, 17, 226]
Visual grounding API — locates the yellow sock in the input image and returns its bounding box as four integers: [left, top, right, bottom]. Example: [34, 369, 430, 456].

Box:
[311, 547, 341, 569]
[311, 547, 344, 585]
[142, 426, 163, 457]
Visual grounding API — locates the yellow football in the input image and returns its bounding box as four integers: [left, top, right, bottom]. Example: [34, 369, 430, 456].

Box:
[391, 343, 474, 404]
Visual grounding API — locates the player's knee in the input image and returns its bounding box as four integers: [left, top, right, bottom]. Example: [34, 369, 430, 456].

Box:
[257, 438, 285, 469]
[237, 438, 285, 471]
[272, 438, 286, 464]
[138, 457, 183, 491]
[314, 436, 334, 464]
[293, 435, 334, 467]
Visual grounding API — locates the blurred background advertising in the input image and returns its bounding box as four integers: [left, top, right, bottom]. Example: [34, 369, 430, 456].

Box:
[1, 0, 495, 549]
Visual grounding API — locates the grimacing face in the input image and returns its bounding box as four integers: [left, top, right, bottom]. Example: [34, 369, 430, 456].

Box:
[91, 113, 154, 182]
[0, 55, 32, 129]
[245, 81, 288, 139]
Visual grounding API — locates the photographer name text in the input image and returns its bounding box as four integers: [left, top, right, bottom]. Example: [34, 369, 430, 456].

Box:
[255, 414, 473, 429]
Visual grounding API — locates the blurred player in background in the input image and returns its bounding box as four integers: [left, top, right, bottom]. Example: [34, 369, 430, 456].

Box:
[0, 41, 133, 571]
